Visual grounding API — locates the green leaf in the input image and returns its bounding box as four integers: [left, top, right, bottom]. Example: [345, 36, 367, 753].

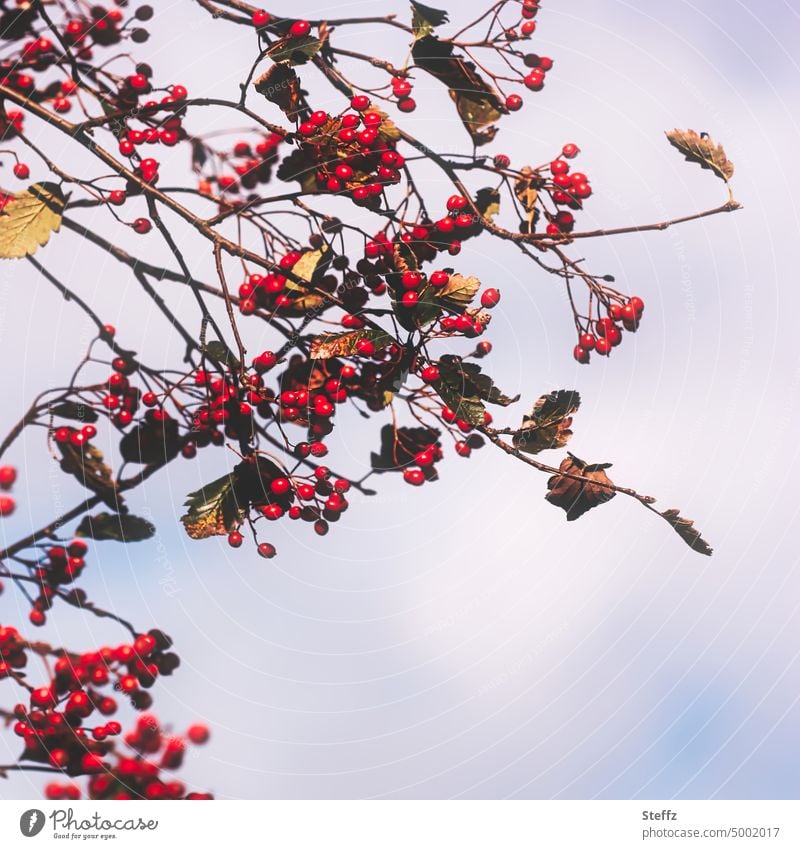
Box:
[434, 355, 518, 426]
[513, 390, 580, 454]
[119, 417, 180, 465]
[665, 129, 734, 182]
[75, 512, 155, 542]
[310, 327, 393, 360]
[181, 472, 246, 540]
[0, 182, 65, 259]
[412, 36, 504, 146]
[204, 339, 240, 370]
[660, 509, 713, 556]
[267, 33, 325, 65]
[475, 187, 500, 222]
[410, 1, 449, 38]
[49, 401, 98, 423]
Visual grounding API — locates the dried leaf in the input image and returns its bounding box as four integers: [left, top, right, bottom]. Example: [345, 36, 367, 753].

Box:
[0, 182, 64, 259]
[545, 452, 615, 521]
[370, 424, 441, 472]
[513, 390, 580, 454]
[660, 509, 713, 556]
[666, 129, 734, 182]
[181, 472, 245, 540]
[283, 248, 329, 313]
[253, 64, 302, 119]
[410, 1, 449, 38]
[277, 147, 319, 194]
[434, 273, 479, 309]
[514, 167, 543, 232]
[56, 441, 121, 509]
[76, 512, 155, 543]
[310, 327, 393, 360]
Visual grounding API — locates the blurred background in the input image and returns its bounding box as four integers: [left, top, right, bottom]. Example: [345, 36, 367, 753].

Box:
[1, 0, 799, 799]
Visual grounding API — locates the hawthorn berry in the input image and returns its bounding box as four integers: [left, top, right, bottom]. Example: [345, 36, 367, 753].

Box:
[227, 531, 243, 548]
[573, 345, 590, 364]
[421, 365, 440, 383]
[0, 466, 16, 489]
[562, 143, 580, 159]
[0, 495, 15, 517]
[506, 94, 523, 111]
[133, 217, 152, 234]
[481, 288, 501, 308]
[252, 10, 270, 27]
[258, 542, 277, 559]
[289, 20, 312, 37]
[13, 162, 29, 179]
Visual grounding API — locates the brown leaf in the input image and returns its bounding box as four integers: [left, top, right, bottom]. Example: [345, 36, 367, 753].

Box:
[266, 30, 328, 65]
[254, 64, 302, 119]
[514, 167, 543, 232]
[56, 441, 121, 509]
[310, 327, 393, 360]
[545, 453, 615, 521]
[513, 390, 580, 454]
[665, 129, 734, 182]
[434, 273, 479, 309]
[660, 509, 713, 556]
[0, 182, 65, 259]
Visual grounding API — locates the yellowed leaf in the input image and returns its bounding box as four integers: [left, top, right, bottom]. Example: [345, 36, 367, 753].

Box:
[0, 182, 65, 259]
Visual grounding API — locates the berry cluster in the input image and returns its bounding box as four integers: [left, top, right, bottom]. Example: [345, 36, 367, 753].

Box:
[573, 296, 645, 362]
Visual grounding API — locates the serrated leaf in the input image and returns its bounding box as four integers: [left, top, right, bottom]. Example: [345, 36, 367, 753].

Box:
[181, 472, 246, 540]
[475, 187, 500, 222]
[660, 509, 713, 556]
[266, 32, 326, 65]
[49, 401, 98, 423]
[434, 273, 479, 309]
[513, 390, 580, 454]
[75, 512, 155, 542]
[410, 1, 449, 38]
[370, 423, 441, 472]
[435, 355, 518, 426]
[545, 452, 615, 521]
[56, 440, 120, 509]
[283, 247, 329, 313]
[0, 182, 64, 259]
[666, 129, 734, 182]
[310, 327, 393, 359]
[412, 36, 505, 146]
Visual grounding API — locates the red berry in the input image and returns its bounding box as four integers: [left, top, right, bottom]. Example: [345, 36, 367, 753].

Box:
[629, 296, 645, 314]
[350, 95, 370, 111]
[579, 333, 596, 350]
[0, 495, 15, 517]
[133, 217, 151, 234]
[187, 723, 210, 744]
[562, 143, 580, 159]
[228, 531, 243, 548]
[258, 542, 277, 559]
[481, 288, 501, 308]
[403, 468, 425, 487]
[573, 345, 590, 364]
[421, 365, 440, 383]
[252, 10, 270, 27]
[13, 163, 29, 179]
[289, 20, 311, 37]
[595, 338, 611, 356]
[0, 466, 17, 489]
[401, 291, 419, 307]
[108, 189, 126, 206]
[455, 441, 472, 457]
[430, 271, 449, 287]
[355, 339, 375, 357]
[550, 159, 569, 176]
[397, 98, 416, 113]
[506, 94, 523, 111]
